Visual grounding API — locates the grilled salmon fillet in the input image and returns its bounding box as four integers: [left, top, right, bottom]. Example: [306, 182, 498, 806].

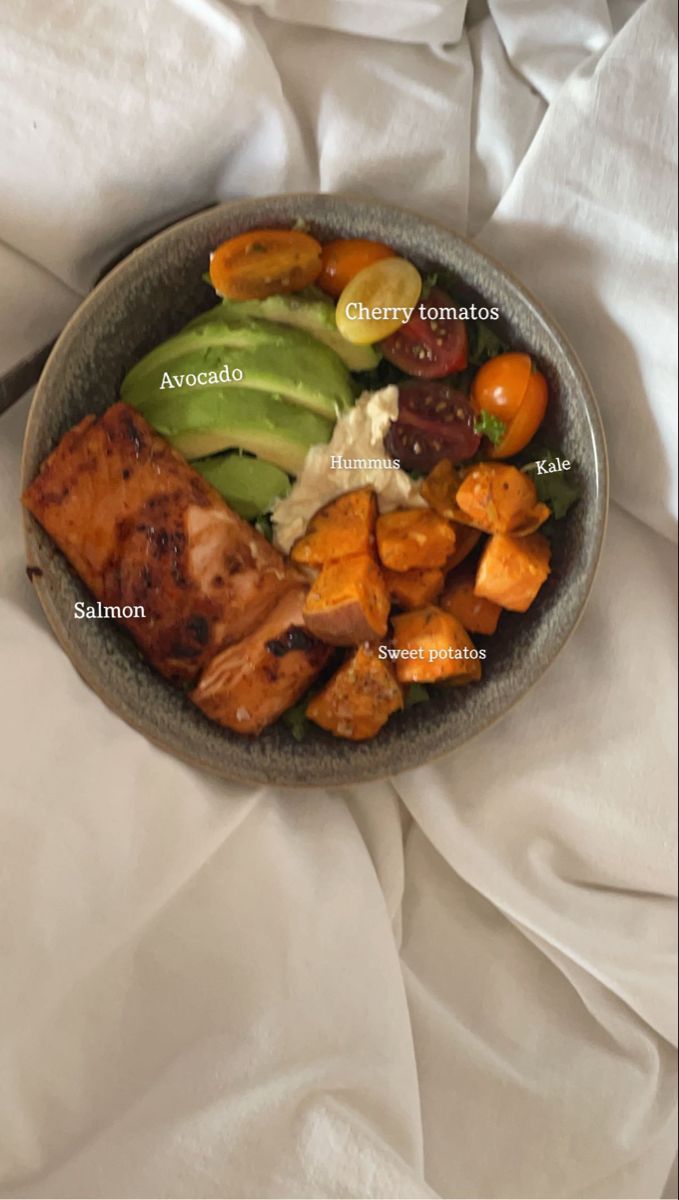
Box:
[23, 402, 300, 683]
[192, 588, 331, 735]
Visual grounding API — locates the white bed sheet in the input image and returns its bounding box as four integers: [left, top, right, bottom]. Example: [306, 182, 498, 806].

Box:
[0, 1, 676, 1196]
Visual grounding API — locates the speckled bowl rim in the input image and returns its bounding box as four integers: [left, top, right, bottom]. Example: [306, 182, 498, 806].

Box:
[21, 194, 609, 787]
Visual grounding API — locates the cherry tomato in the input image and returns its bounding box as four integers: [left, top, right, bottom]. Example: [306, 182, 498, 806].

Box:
[490, 377, 548, 458]
[317, 239, 395, 298]
[209, 229, 322, 300]
[335, 257, 422, 345]
[385, 382, 481, 473]
[471, 352, 548, 457]
[379, 287, 468, 378]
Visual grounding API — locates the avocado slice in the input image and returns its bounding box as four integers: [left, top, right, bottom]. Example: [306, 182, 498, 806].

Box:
[134, 387, 332, 475]
[193, 453, 291, 519]
[212, 292, 380, 372]
[121, 314, 354, 421]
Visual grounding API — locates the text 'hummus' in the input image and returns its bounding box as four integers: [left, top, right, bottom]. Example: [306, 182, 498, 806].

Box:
[271, 386, 425, 553]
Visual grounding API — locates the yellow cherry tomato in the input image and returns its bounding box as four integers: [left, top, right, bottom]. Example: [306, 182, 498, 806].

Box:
[336, 258, 422, 345]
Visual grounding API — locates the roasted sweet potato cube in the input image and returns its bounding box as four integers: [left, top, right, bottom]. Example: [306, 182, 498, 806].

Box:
[474, 533, 551, 612]
[291, 487, 377, 566]
[445, 524, 482, 571]
[303, 553, 390, 645]
[376, 508, 456, 571]
[420, 458, 463, 520]
[306, 645, 403, 740]
[384, 567, 444, 610]
[440, 570, 501, 635]
[455, 463, 546, 534]
[442, 660, 483, 686]
[391, 606, 483, 684]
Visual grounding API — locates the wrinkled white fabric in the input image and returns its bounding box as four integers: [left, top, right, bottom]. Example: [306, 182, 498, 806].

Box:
[478, 0, 678, 541]
[0, 1, 676, 1198]
[234, 0, 467, 44]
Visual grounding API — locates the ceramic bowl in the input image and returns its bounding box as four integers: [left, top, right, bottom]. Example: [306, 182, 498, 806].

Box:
[21, 195, 608, 786]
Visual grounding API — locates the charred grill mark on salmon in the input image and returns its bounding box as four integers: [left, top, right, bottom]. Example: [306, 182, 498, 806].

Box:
[22, 403, 301, 684]
[192, 589, 330, 735]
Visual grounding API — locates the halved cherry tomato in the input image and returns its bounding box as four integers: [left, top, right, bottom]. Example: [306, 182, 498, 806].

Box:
[379, 287, 468, 378]
[385, 381, 481, 472]
[209, 229, 322, 300]
[317, 239, 395, 298]
[489, 379, 548, 458]
[471, 352, 548, 458]
[336, 258, 422, 345]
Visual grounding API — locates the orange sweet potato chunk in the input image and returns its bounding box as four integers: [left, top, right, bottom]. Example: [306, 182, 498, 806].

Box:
[306, 644, 403, 740]
[445, 523, 482, 571]
[291, 487, 377, 566]
[391, 605, 483, 685]
[440, 570, 501, 635]
[384, 566, 444, 610]
[420, 458, 463, 520]
[376, 508, 456, 571]
[474, 532, 551, 612]
[303, 553, 390, 645]
[455, 462, 549, 535]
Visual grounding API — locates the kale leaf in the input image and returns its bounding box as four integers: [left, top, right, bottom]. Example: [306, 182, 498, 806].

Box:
[467, 321, 507, 366]
[353, 356, 410, 393]
[280, 697, 312, 742]
[404, 683, 431, 708]
[254, 514, 274, 541]
[523, 449, 581, 519]
[474, 410, 507, 446]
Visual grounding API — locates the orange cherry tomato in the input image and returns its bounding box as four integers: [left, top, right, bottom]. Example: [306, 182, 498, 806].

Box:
[317, 239, 395, 298]
[472, 352, 532, 419]
[490, 374, 548, 457]
[209, 229, 322, 300]
[472, 352, 548, 458]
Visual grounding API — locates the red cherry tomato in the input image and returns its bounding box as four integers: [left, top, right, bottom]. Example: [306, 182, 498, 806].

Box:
[471, 352, 548, 457]
[385, 381, 481, 472]
[379, 287, 468, 378]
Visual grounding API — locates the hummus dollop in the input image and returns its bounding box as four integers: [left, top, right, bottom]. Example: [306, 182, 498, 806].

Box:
[272, 386, 425, 553]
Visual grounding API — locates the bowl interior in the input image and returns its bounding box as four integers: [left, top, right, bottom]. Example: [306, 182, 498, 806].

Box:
[22, 195, 607, 786]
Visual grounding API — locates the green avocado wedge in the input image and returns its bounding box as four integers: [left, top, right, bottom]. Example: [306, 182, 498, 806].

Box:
[193, 453, 291, 519]
[134, 387, 333, 476]
[121, 314, 355, 420]
[214, 291, 380, 372]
